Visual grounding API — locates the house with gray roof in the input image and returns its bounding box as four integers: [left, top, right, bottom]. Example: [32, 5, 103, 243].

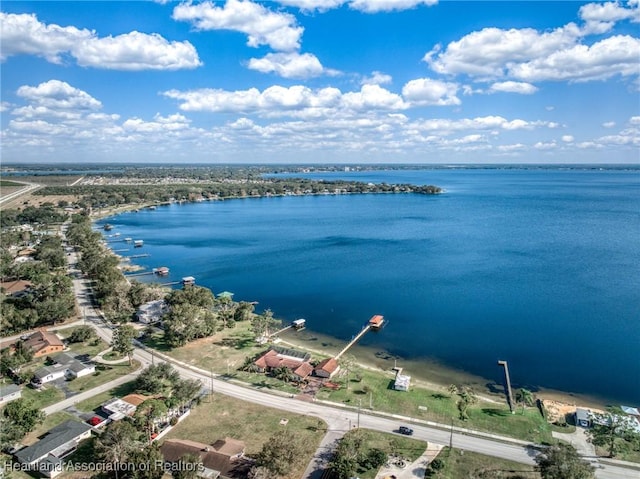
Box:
[31, 353, 95, 387]
[0, 384, 21, 405]
[13, 419, 92, 478]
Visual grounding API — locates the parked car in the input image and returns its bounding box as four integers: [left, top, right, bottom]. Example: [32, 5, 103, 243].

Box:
[398, 426, 413, 435]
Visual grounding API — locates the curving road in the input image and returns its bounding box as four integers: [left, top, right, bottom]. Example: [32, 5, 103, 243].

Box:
[61, 227, 638, 479]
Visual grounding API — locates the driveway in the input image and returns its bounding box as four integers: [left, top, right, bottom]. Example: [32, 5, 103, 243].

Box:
[375, 443, 443, 479]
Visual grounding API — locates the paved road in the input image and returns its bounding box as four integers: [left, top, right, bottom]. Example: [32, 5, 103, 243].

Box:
[0, 181, 40, 206]
[61, 226, 638, 479]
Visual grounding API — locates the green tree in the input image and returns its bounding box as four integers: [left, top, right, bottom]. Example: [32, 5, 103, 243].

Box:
[135, 399, 168, 443]
[67, 325, 97, 343]
[587, 412, 636, 458]
[112, 324, 137, 365]
[255, 429, 305, 477]
[135, 363, 181, 396]
[515, 388, 534, 414]
[129, 443, 165, 479]
[456, 387, 478, 421]
[251, 308, 280, 339]
[234, 301, 255, 322]
[94, 420, 143, 479]
[328, 431, 365, 479]
[534, 443, 595, 479]
[447, 384, 458, 397]
[272, 366, 295, 383]
[1, 398, 45, 435]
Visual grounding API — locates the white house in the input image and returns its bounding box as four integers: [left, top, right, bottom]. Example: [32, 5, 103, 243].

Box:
[136, 300, 168, 324]
[0, 384, 22, 405]
[31, 353, 96, 387]
[394, 373, 411, 392]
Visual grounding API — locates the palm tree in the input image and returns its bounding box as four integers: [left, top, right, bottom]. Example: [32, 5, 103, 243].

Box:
[447, 384, 459, 397]
[456, 387, 478, 421]
[273, 366, 294, 383]
[515, 388, 534, 414]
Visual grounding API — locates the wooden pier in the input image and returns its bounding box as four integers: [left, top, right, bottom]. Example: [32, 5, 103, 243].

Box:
[335, 324, 371, 360]
[127, 253, 151, 259]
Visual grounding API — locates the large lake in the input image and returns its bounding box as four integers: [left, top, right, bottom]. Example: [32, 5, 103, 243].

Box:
[98, 168, 640, 405]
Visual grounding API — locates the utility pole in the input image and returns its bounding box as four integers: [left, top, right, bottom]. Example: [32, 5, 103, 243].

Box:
[210, 369, 214, 401]
[357, 399, 361, 428]
[497, 360, 515, 414]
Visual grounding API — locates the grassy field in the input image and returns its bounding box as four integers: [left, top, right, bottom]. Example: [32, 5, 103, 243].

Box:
[426, 447, 538, 478]
[163, 393, 325, 479]
[151, 322, 553, 444]
[0, 180, 24, 187]
[20, 383, 66, 410]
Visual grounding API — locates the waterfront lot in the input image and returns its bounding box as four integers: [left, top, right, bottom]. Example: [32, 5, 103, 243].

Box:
[144, 323, 554, 444]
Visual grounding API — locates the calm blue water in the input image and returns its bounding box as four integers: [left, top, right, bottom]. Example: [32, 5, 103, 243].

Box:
[99, 168, 640, 404]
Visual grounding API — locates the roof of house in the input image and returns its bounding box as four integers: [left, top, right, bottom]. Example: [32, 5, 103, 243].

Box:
[0, 384, 21, 396]
[0, 280, 32, 295]
[293, 362, 314, 380]
[102, 398, 137, 416]
[210, 437, 245, 457]
[121, 393, 150, 407]
[22, 331, 63, 353]
[160, 439, 232, 475]
[315, 358, 339, 374]
[369, 314, 384, 326]
[33, 363, 67, 380]
[14, 420, 92, 464]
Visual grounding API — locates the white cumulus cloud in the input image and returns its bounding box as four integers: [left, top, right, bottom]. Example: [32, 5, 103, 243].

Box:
[172, 0, 303, 51]
[247, 52, 333, 79]
[579, 1, 640, 34]
[361, 71, 393, 85]
[349, 0, 438, 13]
[0, 12, 201, 70]
[488, 81, 538, 95]
[401, 78, 460, 106]
[17, 80, 102, 110]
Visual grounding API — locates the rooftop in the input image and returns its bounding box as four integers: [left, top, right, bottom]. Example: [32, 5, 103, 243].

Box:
[14, 420, 92, 464]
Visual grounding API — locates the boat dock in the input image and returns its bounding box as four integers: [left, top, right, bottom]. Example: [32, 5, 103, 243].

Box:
[334, 315, 385, 360]
[335, 324, 371, 360]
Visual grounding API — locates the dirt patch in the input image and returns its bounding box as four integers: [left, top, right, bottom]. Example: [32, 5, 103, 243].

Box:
[542, 399, 606, 423]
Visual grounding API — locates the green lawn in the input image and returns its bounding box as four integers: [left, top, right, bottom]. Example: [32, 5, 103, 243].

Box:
[66, 360, 140, 393]
[342, 429, 428, 479]
[20, 383, 66, 410]
[319, 369, 553, 444]
[147, 323, 553, 443]
[74, 380, 138, 412]
[163, 393, 325, 479]
[426, 447, 538, 478]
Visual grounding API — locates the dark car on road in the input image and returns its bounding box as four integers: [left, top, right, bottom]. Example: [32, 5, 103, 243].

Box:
[398, 426, 413, 435]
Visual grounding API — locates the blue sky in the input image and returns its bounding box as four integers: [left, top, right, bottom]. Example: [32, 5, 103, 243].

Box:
[1, 0, 639, 164]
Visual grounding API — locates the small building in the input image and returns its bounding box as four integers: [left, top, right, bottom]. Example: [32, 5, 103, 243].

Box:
[153, 266, 170, 276]
[101, 397, 137, 421]
[182, 276, 196, 286]
[22, 331, 64, 358]
[0, 384, 22, 405]
[292, 319, 306, 330]
[368, 315, 385, 329]
[13, 420, 92, 478]
[314, 358, 340, 379]
[575, 408, 591, 428]
[134, 240, 144, 247]
[136, 300, 168, 324]
[394, 373, 411, 392]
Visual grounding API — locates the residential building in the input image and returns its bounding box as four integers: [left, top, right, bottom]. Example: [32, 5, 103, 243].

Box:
[314, 358, 340, 379]
[253, 346, 312, 381]
[0, 280, 32, 297]
[0, 384, 22, 405]
[136, 300, 168, 324]
[22, 331, 64, 358]
[13, 420, 92, 478]
[31, 353, 96, 387]
[394, 373, 411, 392]
[160, 438, 251, 479]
